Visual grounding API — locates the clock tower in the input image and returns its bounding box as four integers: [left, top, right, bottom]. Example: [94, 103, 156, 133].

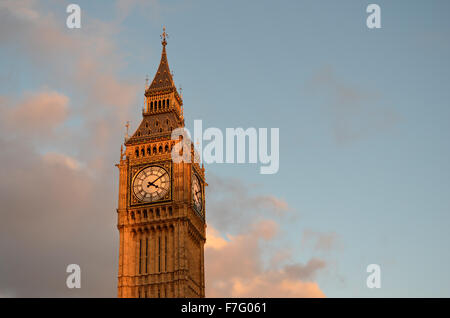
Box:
[116, 29, 206, 298]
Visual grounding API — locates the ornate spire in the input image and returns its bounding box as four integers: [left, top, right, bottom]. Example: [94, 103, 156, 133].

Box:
[146, 26, 177, 95]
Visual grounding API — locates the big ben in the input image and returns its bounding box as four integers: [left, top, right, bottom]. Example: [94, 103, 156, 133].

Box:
[116, 28, 206, 298]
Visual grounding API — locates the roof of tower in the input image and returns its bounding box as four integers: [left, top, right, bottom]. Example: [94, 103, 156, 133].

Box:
[146, 28, 177, 95]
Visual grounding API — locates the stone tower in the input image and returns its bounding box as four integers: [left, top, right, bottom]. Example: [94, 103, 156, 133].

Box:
[116, 29, 206, 298]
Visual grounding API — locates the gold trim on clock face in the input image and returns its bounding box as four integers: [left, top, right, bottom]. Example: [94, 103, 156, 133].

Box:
[133, 165, 170, 203]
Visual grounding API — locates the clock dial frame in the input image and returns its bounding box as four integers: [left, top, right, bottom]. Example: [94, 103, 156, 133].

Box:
[132, 165, 171, 203]
[192, 173, 203, 214]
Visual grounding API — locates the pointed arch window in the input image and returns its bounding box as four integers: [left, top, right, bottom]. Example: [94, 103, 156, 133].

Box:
[145, 238, 149, 274]
[139, 239, 142, 274]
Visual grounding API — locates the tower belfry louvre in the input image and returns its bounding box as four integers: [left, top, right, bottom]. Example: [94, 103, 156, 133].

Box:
[116, 28, 206, 298]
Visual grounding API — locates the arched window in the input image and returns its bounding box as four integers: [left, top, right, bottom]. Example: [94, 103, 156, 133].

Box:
[135, 149, 139, 157]
[159, 146, 163, 153]
[150, 101, 153, 111]
[166, 99, 170, 107]
[153, 146, 157, 154]
[163, 99, 165, 108]
[158, 100, 161, 110]
[165, 144, 169, 152]
[168, 206, 173, 216]
[147, 147, 151, 155]
[141, 148, 145, 156]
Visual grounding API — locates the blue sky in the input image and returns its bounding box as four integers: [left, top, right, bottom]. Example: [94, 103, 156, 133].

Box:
[1, 0, 450, 297]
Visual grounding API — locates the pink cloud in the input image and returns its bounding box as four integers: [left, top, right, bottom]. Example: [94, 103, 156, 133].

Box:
[205, 222, 326, 298]
[2, 90, 69, 134]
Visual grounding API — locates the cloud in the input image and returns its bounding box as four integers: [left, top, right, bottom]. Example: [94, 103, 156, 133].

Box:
[0, 2, 137, 297]
[1, 90, 69, 135]
[206, 173, 290, 233]
[205, 222, 325, 297]
[205, 175, 327, 298]
[308, 66, 400, 144]
[0, 137, 117, 297]
[42, 152, 82, 171]
[301, 229, 340, 252]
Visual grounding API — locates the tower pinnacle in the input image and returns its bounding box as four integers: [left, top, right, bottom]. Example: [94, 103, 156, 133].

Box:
[160, 26, 168, 47]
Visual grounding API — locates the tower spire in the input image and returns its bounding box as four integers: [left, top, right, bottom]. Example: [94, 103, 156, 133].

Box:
[146, 26, 180, 98]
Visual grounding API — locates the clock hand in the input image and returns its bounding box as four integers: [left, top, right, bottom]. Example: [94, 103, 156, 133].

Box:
[147, 181, 159, 188]
[151, 172, 167, 184]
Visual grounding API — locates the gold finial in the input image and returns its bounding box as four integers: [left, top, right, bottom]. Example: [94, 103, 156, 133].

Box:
[125, 121, 130, 138]
[161, 26, 168, 46]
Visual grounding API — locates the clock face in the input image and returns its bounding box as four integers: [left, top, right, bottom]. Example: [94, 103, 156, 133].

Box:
[133, 166, 170, 202]
[192, 174, 202, 213]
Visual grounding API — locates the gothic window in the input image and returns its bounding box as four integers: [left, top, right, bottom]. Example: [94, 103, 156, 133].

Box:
[147, 147, 151, 155]
[166, 99, 170, 107]
[159, 145, 163, 153]
[168, 206, 172, 216]
[143, 209, 147, 218]
[155, 120, 159, 127]
[131, 211, 135, 219]
[135, 149, 139, 157]
[153, 146, 157, 154]
[145, 238, 149, 274]
[141, 148, 145, 156]
[158, 100, 161, 110]
[165, 144, 169, 152]
[163, 99, 165, 108]
[156, 208, 160, 217]
[139, 239, 142, 274]
[165, 235, 168, 271]
[150, 101, 153, 111]
[159, 128, 163, 133]
[158, 236, 161, 272]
